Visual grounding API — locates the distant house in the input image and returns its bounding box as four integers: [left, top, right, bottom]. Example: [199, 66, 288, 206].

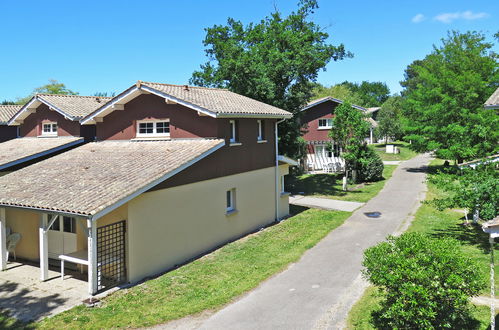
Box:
[0, 105, 21, 143]
[0, 81, 295, 295]
[485, 87, 499, 109]
[0, 94, 111, 173]
[299, 97, 375, 172]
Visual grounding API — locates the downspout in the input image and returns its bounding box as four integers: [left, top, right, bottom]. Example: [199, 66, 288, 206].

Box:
[275, 119, 286, 222]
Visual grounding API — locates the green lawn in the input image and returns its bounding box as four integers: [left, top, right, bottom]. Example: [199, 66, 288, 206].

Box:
[35, 208, 351, 329]
[0, 312, 28, 330]
[345, 158, 498, 329]
[373, 141, 418, 161]
[286, 165, 397, 203]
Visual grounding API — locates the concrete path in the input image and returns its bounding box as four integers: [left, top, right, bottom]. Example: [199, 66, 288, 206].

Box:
[383, 160, 401, 165]
[289, 195, 364, 212]
[185, 153, 432, 330]
[472, 296, 499, 308]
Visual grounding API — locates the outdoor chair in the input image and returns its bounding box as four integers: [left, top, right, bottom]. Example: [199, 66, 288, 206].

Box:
[6, 232, 21, 261]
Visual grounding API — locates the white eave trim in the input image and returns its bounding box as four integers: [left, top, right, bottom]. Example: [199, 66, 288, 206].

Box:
[301, 97, 367, 112]
[8, 96, 75, 125]
[0, 138, 84, 171]
[216, 113, 292, 119]
[8, 97, 38, 125]
[277, 155, 298, 166]
[89, 140, 225, 221]
[484, 104, 499, 109]
[80, 86, 140, 124]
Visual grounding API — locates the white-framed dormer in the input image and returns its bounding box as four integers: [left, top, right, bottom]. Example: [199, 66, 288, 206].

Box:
[136, 119, 170, 138]
[318, 118, 333, 130]
[41, 122, 58, 137]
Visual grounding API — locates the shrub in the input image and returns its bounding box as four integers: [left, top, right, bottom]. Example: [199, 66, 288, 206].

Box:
[362, 233, 485, 329]
[355, 146, 384, 182]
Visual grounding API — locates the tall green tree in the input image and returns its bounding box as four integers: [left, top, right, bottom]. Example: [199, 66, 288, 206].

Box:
[190, 0, 352, 158]
[340, 81, 390, 107]
[376, 96, 403, 143]
[401, 31, 499, 163]
[16, 79, 78, 104]
[329, 102, 371, 185]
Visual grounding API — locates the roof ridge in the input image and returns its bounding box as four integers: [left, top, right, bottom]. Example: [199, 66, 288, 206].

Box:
[140, 81, 229, 91]
[36, 93, 113, 99]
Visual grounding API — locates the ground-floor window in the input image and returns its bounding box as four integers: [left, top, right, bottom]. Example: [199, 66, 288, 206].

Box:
[226, 188, 236, 212]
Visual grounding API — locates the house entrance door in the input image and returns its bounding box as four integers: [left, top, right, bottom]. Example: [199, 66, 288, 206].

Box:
[47, 216, 77, 259]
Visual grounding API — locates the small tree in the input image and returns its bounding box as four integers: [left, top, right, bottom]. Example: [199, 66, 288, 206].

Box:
[428, 163, 498, 222]
[363, 233, 485, 329]
[329, 102, 370, 186]
[16, 79, 78, 104]
[376, 96, 403, 144]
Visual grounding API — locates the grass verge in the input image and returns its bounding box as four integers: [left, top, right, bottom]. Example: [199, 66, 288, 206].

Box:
[373, 141, 418, 161]
[345, 158, 498, 329]
[286, 165, 397, 203]
[36, 209, 351, 329]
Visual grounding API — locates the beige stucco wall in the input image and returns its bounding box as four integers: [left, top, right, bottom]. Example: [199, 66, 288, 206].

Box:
[279, 164, 290, 217]
[5, 208, 39, 261]
[126, 165, 289, 283]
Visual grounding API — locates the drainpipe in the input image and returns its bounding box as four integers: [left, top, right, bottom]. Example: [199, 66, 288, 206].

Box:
[275, 119, 286, 222]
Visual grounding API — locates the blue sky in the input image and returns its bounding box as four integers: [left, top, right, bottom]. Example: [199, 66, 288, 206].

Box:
[0, 0, 497, 101]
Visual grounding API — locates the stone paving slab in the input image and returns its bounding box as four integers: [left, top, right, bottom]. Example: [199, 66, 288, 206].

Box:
[0, 261, 87, 322]
[289, 195, 364, 212]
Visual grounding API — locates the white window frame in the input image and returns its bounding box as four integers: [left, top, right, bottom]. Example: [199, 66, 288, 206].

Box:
[281, 175, 285, 193]
[257, 120, 264, 141]
[229, 120, 237, 143]
[226, 188, 236, 212]
[318, 118, 333, 129]
[41, 122, 58, 136]
[315, 145, 333, 158]
[136, 119, 170, 138]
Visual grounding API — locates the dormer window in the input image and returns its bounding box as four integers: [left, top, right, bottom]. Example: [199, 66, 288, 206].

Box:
[42, 122, 58, 136]
[318, 118, 333, 129]
[136, 120, 170, 138]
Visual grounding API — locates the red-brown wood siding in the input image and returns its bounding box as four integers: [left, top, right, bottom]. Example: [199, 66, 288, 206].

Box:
[301, 100, 339, 142]
[19, 104, 81, 137]
[0, 126, 17, 142]
[95, 94, 219, 140]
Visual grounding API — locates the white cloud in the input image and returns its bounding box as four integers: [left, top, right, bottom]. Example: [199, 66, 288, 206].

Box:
[412, 14, 425, 23]
[434, 10, 489, 24]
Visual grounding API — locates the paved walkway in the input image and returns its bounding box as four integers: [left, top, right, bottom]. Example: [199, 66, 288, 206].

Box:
[178, 153, 432, 330]
[383, 160, 401, 165]
[289, 195, 364, 212]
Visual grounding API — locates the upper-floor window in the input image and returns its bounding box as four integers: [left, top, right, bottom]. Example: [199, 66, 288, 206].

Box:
[318, 118, 333, 129]
[229, 120, 238, 143]
[257, 120, 265, 141]
[136, 120, 170, 138]
[42, 122, 58, 136]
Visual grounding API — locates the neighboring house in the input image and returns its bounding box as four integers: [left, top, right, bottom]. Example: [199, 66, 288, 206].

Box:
[484, 87, 499, 109]
[300, 97, 374, 172]
[0, 81, 295, 295]
[0, 94, 111, 173]
[0, 105, 21, 142]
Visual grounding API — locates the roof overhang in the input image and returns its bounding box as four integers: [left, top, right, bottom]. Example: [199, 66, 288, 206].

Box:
[0, 138, 84, 171]
[278, 155, 298, 166]
[484, 105, 499, 110]
[81, 83, 292, 124]
[302, 97, 367, 112]
[8, 95, 75, 126]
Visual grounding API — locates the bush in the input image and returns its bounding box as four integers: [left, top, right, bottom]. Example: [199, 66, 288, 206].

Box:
[362, 233, 485, 329]
[355, 146, 384, 182]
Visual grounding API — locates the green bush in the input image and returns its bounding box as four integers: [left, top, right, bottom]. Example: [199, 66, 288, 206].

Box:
[362, 233, 485, 329]
[356, 146, 384, 182]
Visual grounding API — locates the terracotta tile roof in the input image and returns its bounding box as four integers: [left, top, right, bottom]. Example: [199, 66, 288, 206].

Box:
[485, 87, 499, 108]
[0, 139, 224, 217]
[140, 82, 292, 118]
[0, 137, 83, 170]
[36, 94, 113, 119]
[0, 105, 22, 124]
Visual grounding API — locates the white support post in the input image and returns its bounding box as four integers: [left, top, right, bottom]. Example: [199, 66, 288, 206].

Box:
[0, 208, 7, 271]
[39, 214, 48, 281]
[87, 218, 98, 295]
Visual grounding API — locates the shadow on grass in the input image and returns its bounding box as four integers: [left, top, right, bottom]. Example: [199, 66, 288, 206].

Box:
[286, 173, 344, 196]
[289, 204, 309, 216]
[429, 220, 492, 254]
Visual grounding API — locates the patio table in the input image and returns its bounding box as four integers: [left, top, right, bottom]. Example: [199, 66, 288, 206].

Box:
[59, 250, 88, 280]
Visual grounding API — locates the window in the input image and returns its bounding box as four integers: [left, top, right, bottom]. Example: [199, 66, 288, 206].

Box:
[281, 175, 285, 193]
[315, 145, 332, 158]
[229, 120, 238, 143]
[136, 120, 170, 137]
[226, 188, 236, 212]
[42, 122, 58, 136]
[257, 120, 265, 141]
[63, 216, 76, 234]
[318, 118, 333, 129]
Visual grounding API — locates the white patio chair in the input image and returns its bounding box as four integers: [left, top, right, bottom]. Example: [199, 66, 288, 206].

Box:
[6, 233, 21, 261]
